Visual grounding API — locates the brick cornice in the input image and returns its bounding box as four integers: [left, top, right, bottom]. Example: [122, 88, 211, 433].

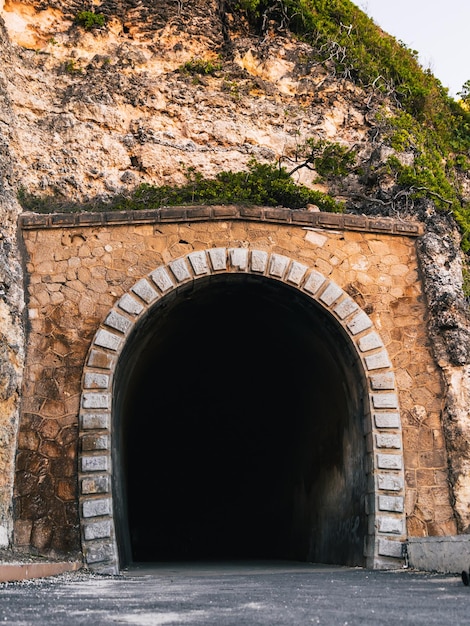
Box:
[18, 206, 423, 236]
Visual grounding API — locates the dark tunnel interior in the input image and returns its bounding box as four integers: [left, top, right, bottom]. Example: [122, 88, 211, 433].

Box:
[113, 274, 368, 568]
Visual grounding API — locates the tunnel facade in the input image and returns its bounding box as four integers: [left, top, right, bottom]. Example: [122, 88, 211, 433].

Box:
[17, 209, 454, 573]
[79, 247, 406, 573]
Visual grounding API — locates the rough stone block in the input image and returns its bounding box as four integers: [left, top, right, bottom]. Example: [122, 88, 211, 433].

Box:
[31, 519, 53, 550]
[377, 516, 404, 534]
[358, 332, 383, 352]
[188, 251, 209, 275]
[83, 520, 111, 540]
[213, 205, 238, 218]
[40, 440, 61, 458]
[372, 394, 398, 409]
[208, 248, 227, 271]
[250, 250, 268, 273]
[377, 453, 403, 470]
[333, 297, 358, 320]
[269, 254, 289, 278]
[94, 329, 122, 352]
[80, 412, 110, 430]
[229, 248, 248, 270]
[376, 434, 402, 449]
[318, 213, 342, 227]
[18, 430, 40, 451]
[170, 259, 191, 283]
[286, 261, 307, 286]
[81, 455, 108, 472]
[304, 230, 328, 247]
[132, 278, 158, 303]
[370, 373, 396, 390]
[303, 270, 326, 295]
[379, 495, 404, 512]
[365, 351, 391, 371]
[81, 476, 109, 495]
[150, 267, 174, 292]
[407, 536, 470, 574]
[419, 449, 447, 468]
[85, 541, 115, 564]
[82, 498, 111, 518]
[374, 412, 400, 429]
[118, 293, 144, 316]
[87, 350, 114, 370]
[84, 373, 109, 390]
[378, 539, 404, 558]
[81, 434, 109, 451]
[82, 393, 110, 410]
[104, 310, 132, 334]
[88, 561, 119, 575]
[378, 473, 404, 491]
[347, 311, 372, 335]
[319, 282, 343, 306]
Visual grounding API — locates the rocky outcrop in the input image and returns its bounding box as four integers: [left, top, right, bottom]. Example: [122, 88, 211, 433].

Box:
[416, 212, 470, 531]
[0, 17, 25, 548]
[1, 0, 385, 203]
[0, 0, 469, 547]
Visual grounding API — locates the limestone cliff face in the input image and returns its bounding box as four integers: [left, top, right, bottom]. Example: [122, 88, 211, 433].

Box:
[0, 0, 470, 544]
[0, 17, 25, 548]
[1, 0, 377, 202]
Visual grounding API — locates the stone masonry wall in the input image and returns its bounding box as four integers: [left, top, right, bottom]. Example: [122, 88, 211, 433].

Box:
[16, 207, 455, 558]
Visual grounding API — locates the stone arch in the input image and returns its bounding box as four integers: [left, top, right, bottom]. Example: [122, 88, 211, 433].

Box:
[78, 248, 406, 574]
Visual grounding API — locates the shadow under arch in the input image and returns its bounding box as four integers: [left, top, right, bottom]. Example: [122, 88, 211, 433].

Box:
[115, 273, 367, 567]
[78, 248, 406, 574]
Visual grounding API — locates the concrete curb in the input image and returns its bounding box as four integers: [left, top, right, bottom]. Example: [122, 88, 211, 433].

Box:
[0, 561, 82, 582]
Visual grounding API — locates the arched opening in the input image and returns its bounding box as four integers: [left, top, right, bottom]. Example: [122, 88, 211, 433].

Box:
[112, 273, 368, 568]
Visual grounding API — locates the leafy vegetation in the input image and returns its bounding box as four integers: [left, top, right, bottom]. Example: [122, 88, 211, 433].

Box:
[372, 110, 459, 208]
[281, 138, 356, 180]
[74, 11, 106, 31]
[18, 160, 343, 214]
[64, 59, 82, 74]
[458, 81, 470, 106]
[234, 0, 470, 252]
[178, 58, 222, 76]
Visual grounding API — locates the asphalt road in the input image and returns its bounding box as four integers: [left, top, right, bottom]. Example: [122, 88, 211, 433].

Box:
[0, 561, 469, 625]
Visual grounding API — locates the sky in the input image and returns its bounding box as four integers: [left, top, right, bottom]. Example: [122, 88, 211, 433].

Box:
[352, 0, 470, 98]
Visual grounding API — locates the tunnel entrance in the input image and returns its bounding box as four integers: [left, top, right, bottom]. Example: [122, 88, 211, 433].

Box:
[112, 274, 368, 568]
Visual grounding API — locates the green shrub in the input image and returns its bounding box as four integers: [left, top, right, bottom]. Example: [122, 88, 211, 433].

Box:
[64, 59, 82, 74]
[232, 0, 470, 156]
[228, 0, 470, 252]
[179, 58, 222, 76]
[18, 160, 344, 214]
[285, 138, 356, 180]
[74, 11, 106, 31]
[111, 160, 344, 212]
